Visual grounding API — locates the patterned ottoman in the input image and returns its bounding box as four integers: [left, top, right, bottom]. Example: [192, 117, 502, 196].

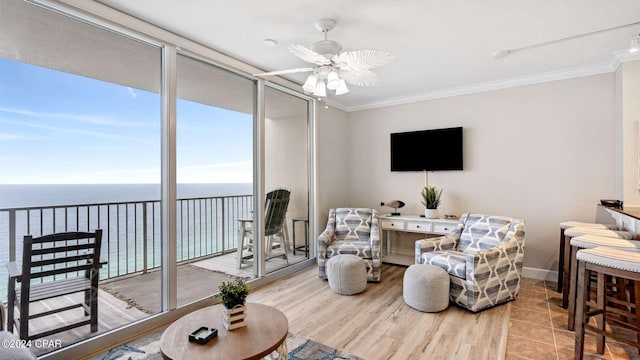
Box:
[403, 264, 450, 312]
[326, 254, 367, 295]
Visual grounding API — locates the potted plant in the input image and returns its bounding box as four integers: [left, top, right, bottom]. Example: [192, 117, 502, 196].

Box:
[421, 186, 442, 219]
[216, 279, 250, 330]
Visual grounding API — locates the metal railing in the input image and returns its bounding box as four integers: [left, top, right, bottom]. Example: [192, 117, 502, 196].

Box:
[0, 194, 253, 299]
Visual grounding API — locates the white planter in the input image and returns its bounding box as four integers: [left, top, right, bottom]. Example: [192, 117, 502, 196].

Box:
[222, 304, 247, 330]
[424, 208, 439, 219]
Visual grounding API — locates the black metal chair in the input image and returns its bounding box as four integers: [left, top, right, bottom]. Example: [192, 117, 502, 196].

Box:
[7, 230, 103, 340]
[237, 189, 291, 268]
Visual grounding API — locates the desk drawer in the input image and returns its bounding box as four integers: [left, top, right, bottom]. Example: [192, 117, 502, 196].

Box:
[433, 223, 455, 234]
[406, 221, 432, 233]
[381, 219, 405, 231]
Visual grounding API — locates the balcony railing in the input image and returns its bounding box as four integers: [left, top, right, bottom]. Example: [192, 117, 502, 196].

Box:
[0, 194, 253, 300]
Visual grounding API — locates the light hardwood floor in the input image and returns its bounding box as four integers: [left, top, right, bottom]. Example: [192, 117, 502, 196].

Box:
[248, 264, 510, 360]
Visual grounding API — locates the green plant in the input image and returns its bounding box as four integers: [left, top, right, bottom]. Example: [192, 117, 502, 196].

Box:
[216, 279, 250, 309]
[421, 186, 442, 209]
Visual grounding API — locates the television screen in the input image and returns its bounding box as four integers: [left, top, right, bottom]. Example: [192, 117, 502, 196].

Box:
[390, 127, 463, 171]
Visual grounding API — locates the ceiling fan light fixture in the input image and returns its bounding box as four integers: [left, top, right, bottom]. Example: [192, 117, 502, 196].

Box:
[302, 74, 318, 93]
[335, 79, 349, 95]
[326, 71, 340, 90]
[630, 34, 640, 53]
[313, 80, 327, 98]
[256, 19, 394, 100]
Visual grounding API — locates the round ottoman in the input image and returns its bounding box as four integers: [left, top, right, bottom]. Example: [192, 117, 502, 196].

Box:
[403, 264, 450, 312]
[326, 254, 367, 295]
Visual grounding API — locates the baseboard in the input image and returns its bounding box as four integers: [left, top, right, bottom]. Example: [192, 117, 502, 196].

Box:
[522, 267, 558, 282]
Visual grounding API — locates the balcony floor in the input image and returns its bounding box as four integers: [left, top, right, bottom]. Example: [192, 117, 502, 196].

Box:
[17, 249, 308, 356]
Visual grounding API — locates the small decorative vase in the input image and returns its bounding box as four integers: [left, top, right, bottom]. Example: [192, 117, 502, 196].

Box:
[222, 304, 247, 330]
[424, 208, 439, 219]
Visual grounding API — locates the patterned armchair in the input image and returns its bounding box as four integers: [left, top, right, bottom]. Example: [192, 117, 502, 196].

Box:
[416, 214, 525, 312]
[317, 208, 381, 282]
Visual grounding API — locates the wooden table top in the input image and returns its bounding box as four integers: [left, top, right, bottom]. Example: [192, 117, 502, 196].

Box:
[160, 303, 288, 360]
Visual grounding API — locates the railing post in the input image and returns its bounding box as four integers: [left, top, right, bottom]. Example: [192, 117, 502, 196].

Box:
[9, 209, 16, 262]
[221, 198, 226, 253]
[142, 202, 148, 274]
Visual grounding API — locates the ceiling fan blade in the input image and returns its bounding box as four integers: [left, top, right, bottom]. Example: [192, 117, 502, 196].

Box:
[254, 67, 314, 76]
[339, 69, 380, 87]
[288, 45, 331, 66]
[337, 50, 395, 71]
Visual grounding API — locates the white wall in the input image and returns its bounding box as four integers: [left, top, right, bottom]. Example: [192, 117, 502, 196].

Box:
[620, 61, 640, 206]
[316, 106, 351, 232]
[345, 74, 617, 271]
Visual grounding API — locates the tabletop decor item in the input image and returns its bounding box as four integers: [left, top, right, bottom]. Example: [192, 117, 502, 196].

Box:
[216, 279, 250, 330]
[380, 200, 405, 216]
[188, 327, 218, 344]
[421, 186, 442, 219]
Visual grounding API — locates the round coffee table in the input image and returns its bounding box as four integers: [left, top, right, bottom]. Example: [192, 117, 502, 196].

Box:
[160, 303, 288, 360]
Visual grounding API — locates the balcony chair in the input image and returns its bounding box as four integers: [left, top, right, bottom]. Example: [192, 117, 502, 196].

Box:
[236, 189, 291, 269]
[318, 208, 381, 282]
[7, 230, 103, 340]
[416, 214, 525, 312]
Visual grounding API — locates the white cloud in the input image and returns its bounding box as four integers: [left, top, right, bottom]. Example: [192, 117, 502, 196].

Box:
[0, 132, 40, 141]
[127, 87, 138, 100]
[0, 107, 155, 128]
[0, 118, 151, 143]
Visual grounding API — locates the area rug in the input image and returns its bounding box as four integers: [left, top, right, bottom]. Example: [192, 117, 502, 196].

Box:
[100, 266, 240, 314]
[90, 330, 363, 360]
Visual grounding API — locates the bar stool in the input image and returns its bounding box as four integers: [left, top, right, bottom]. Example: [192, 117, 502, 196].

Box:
[557, 221, 621, 293]
[561, 226, 632, 308]
[566, 234, 640, 330]
[574, 247, 640, 359]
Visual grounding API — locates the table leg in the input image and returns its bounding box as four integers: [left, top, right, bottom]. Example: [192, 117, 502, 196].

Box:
[304, 221, 309, 258]
[386, 229, 391, 256]
[292, 220, 297, 255]
[237, 226, 245, 269]
[272, 339, 288, 359]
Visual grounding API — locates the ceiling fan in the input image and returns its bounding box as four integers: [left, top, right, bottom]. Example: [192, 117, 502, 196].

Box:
[254, 19, 395, 100]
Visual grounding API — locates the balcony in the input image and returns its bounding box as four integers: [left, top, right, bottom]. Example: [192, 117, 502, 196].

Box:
[0, 194, 308, 356]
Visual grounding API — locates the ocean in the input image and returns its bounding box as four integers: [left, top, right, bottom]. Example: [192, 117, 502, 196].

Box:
[0, 183, 253, 208]
[0, 183, 253, 301]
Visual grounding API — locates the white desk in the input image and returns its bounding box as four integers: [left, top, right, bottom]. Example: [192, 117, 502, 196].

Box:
[380, 215, 459, 266]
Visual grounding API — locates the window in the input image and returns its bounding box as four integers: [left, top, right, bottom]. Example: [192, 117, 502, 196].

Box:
[0, 0, 161, 353]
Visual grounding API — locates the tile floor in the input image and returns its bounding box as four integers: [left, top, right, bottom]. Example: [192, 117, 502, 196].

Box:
[507, 278, 640, 360]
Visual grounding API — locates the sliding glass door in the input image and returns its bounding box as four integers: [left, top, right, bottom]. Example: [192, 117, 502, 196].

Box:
[175, 53, 256, 304]
[264, 86, 311, 274]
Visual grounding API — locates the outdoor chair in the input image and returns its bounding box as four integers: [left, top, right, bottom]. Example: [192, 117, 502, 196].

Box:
[416, 214, 525, 312]
[236, 189, 291, 269]
[7, 230, 103, 340]
[317, 208, 381, 282]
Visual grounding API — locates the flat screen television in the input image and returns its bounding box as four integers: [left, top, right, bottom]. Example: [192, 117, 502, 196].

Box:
[390, 127, 463, 171]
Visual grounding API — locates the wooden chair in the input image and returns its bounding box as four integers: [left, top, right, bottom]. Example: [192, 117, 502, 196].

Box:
[7, 230, 103, 340]
[236, 189, 291, 269]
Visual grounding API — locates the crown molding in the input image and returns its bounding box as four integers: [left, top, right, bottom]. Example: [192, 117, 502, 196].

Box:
[339, 54, 640, 113]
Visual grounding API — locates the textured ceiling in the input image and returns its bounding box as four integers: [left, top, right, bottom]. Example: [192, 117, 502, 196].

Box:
[97, 0, 640, 110]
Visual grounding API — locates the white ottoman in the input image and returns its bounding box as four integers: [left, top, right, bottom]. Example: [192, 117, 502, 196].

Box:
[326, 254, 367, 295]
[403, 264, 450, 312]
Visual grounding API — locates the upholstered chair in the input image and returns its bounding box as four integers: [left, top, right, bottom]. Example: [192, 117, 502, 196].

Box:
[416, 214, 525, 312]
[317, 208, 381, 282]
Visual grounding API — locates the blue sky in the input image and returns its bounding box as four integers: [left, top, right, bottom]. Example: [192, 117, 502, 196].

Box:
[0, 58, 253, 184]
